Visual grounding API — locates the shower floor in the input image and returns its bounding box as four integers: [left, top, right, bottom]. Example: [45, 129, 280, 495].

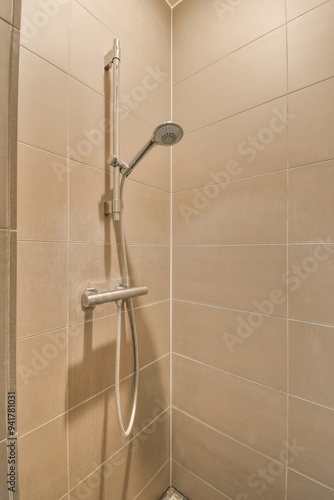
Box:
[160, 486, 188, 500]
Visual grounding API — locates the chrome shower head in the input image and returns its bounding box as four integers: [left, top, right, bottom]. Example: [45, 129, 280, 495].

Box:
[124, 121, 183, 177]
[152, 122, 184, 146]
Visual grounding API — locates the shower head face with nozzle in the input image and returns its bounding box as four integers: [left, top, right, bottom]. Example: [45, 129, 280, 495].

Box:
[152, 122, 184, 146]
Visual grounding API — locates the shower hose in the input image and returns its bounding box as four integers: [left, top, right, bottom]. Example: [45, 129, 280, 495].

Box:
[115, 174, 139, 438]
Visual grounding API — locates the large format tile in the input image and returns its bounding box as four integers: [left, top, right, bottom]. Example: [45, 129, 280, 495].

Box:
[173, 355, 287, 461]
[173, 409, 286, 500]
[18, 48, 68, 157]
[173, 461, 230, 500]
[68, 243, 170, 325]
[135, 461, 170, 500]
[0, 232, 6, 441]
[0, 0, 12, 23]
[69, 162, 170, 245]
[20, 0, 70, 71]
[288, 243, 334, 325]
[173, 300, 287, 391]
[173, 27, 287, 134]
[172, 97, 289, 192]
[17, 241, 67, 338]
[287, 469, 334, 500]
[289, 161, 334, 243]
[19, 416, 68, 500]
[0, 19, 11, 229]
[68, 386, 123, 488]
[289, 320, 334, 408]
[17, 144, 68, 241]
[289, 396, 334, 489]
[173, 245, 287, 316]
[173, 170, 287, 245]
[286, 0, 329, 20]
[288, 1, 334, 91]
[173, 0, 285, 84]
[69, 410, 170, 500]
[17, 329, 67, 435]
[70, 2, 170, 127]
[289, 78, 334, 167]
[76, 0, 170, 70]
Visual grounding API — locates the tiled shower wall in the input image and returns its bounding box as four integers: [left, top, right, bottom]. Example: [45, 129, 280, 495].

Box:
[16, 1, 172, 498]
[0, 1, 20, 498]
[172, 1, 334, 499]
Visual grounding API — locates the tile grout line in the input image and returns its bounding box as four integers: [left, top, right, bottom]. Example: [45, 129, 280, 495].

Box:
[285, 2, 290, 497]
[173, 352, 334, 411]
[169, 2, 173, 487]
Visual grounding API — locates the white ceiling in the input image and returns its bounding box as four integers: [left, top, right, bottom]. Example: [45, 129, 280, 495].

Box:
[164, 0, 183, 8]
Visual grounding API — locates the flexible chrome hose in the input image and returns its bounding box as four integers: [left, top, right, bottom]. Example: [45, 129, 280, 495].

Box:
[115, 174, 139, 438]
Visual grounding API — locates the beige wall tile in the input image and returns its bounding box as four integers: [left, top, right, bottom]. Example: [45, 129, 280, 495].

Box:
[68, 243, 170, 325]
[0, 0, 12, 23]
[19, 416, 68, 500]
[18, 48, 68, 157]
[173, 171, 287, 245]
[289, 78, 334, 167]
[132, 410, 170, 497]
[173, 27, 287, 134]
[0, 232, 6, 441]
[287, 469, 334, 500]
[134, 301, 170, 369]
[0, 440, 8, 498]
[289, 396, 334, 489]
[17, 241, 67, 338]
[173, 355, 287, 460]
[289, 161, 334, 243]
[173, 409, 286, 500]
[173, 245, 287, 316]
[288, 243, 334, 325]
[134, 355, 170, 434]
[289, 320, 334, 408]
[69, 161, 112, 244]
[68, 316, 117, 409]
[70, 2, 170, 128]
[173, 461, 230, 500]
[287, 0, 329, 20]
[69, 77, 111, 170]
[173, 0, 285, 84]
[68, 387, 123, 488]
[20, 0, 70, 71]
[0, 20, 10, 230]
[122, 180, 170, 245]
[135, 461, 170, 500]
[141, 0, 171, 32]
[173, 300, 287, 391]
[172, 97, 288, 192]
[76, 0, 171, 69]
[17, 329, 67, 435]
[288, 2, 334, 91]
[69, 411, 169, 500]
[17, 144, 68, 241]
[69, 440, 135, 500]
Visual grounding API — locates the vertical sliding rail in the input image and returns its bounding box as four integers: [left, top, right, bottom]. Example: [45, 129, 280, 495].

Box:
[104, 38, 121, 220]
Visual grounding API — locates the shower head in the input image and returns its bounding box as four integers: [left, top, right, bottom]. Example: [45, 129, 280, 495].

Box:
[152, 122, 184, 146]
[124, 121, 183, 177]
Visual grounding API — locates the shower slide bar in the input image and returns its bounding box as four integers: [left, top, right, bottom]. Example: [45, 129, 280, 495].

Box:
[81, 285, 148, 309]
